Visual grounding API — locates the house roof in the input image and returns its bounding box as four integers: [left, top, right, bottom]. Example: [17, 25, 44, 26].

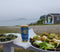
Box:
[50, 13, 60, 15]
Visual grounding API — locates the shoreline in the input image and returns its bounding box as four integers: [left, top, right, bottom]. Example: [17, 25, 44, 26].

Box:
[0, 25, 60, 34]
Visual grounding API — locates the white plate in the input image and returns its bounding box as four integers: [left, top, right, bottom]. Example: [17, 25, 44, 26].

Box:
[0, 33, 19, 44]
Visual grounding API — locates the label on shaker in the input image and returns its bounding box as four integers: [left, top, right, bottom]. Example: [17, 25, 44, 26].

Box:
[21, 26, 29, 42]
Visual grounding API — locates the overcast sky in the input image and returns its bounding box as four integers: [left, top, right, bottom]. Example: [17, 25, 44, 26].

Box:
[0, 0, 60, 21]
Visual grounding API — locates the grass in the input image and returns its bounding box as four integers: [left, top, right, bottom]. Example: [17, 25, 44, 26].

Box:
[0, 29, 35, 52]
[0, 29, 18, 33]
[29, 23, 60, 26]
[0, 48, 3, 52]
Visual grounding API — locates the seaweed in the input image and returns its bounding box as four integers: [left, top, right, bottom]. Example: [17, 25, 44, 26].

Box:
[0, 34, 17, 42]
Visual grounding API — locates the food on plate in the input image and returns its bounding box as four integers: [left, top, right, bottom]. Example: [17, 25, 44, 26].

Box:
[0, 34, 17, 42]
[30, 33, 60, 51]
[0, 34, 6, 37]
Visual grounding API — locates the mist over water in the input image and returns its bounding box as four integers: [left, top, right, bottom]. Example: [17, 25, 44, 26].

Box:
[0, 18, 39, 26]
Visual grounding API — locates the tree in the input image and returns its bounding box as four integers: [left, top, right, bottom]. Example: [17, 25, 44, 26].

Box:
[40, 15, 45, 19]
[36, 18, 45, 24]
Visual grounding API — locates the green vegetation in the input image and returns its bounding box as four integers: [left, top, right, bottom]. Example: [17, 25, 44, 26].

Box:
[40, 15, 45, 19]
[0, 29, 35, 52]
[29, 18, 45, 26]
[29, 22, 60, 26]
[14, 48, 35, 52]
[36, 18, 45, 25]
[0, 48, 3, 52]
[0, 29, 18, 34]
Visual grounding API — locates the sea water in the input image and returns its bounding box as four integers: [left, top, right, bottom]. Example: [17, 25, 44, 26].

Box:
[0, 18, 38, 26]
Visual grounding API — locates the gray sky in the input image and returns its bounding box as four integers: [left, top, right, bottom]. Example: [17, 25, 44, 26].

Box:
[0, 0, 60, 20]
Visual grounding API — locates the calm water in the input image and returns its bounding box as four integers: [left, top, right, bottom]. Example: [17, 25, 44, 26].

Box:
[0, 18, 38, 26]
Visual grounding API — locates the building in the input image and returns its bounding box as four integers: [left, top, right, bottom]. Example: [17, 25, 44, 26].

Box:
[45, 13, 60, 24]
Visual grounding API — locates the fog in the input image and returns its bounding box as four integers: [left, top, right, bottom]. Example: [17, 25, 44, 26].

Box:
[0, 0, 60, 20]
